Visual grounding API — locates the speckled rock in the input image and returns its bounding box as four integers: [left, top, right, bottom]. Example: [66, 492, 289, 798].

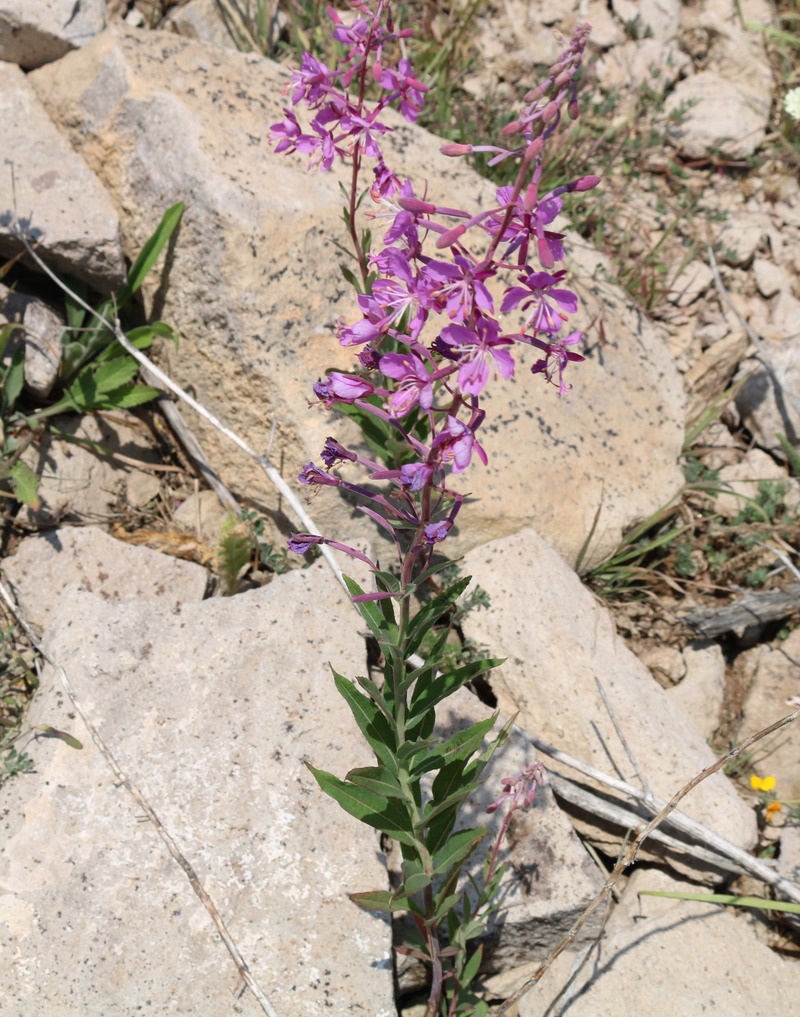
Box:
[30, 26, 685, 569]
[0, 61, 125, 289]
[0, 561, 395, 1016]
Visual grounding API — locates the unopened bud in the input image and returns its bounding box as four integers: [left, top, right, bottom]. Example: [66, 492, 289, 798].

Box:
[399, 196, 437, 214]
[436, 224, 466, 249]
[541, 101, 560, 123]
[554, 68, 572, 87]
[524, 136, 544, 161]
[501, 120, 524, 137]
[440, 142, 473, 157]
[523, 84, 546, 103]
[573, 174, 601, 192]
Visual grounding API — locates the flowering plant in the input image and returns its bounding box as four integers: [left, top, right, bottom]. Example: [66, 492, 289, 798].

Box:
[272, 4, 597, 1012]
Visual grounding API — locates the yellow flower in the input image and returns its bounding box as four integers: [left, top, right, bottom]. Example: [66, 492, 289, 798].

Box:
[750, 774, 776, 792]
[765, 801, 782, 823]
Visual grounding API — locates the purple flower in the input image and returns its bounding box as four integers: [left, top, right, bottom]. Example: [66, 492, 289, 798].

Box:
[484, 183, 565, 267]
[290, 53, 333, 106]
[379, 58, 428, 122]
[501, 269, 578, 335]
[486, 762, 545, 815]
[400, 461, 434, 492]
[299, 462, 341, 486]
[288, 533, 324, 554]
[380, 351, 435, 416]
[431, 415, 487, 473]
[313, 372, 375, 405]
[437, 319, 515, 397]
[528, 331, 585, 394]
[321, 437, 358, 468]
[424, 519, 453, 544]
[424, 255, 495, 322]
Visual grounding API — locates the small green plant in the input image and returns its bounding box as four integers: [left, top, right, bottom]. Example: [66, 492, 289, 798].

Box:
[216, 513, 255, 595]
[0, 203, 183, 508]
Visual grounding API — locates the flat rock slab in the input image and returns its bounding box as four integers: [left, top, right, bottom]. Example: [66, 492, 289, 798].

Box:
[0, 563, 394, 1016]
[0, 61, 124, 289]
[30, 26, 685, 568]
[462, 528, 756, 870]
[0, 0, 107, 69]
[518, 867, 798, 1017]
[3, 526, 209, 630]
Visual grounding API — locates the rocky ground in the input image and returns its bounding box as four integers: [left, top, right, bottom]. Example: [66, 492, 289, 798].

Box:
[0, 1, 799, 1015]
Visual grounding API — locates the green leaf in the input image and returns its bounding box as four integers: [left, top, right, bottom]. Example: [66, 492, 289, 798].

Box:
[431, 889, 461, 922]
[459, 943, 484, 990]
[432, 827, 487, 876]
[406, 576, 471, 657]
[34, 725, 83, 750]
[93, 357, 140, 394]
[345, 765, 403, 798]
[411, 715, 498, 779]
[7, 461, 41, 508]
[308, 764, 416, 847]
[349, 889, 418, 913]
[333, 670, 397, 760]
[116, 201, 184, 308]
[639, 890, 800, 914]
[401, 871, 432, 895]
[1, 343, 25, 417]
[101, 383, 161, 409]
[343, 575, 399, 648]
[420, 781, 479, 827]
[64, 283, 88, 334]
[408, 658, 504, 728]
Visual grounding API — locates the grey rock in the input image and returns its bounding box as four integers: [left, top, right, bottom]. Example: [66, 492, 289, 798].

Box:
[667, 641, 726, 743]
[0, 562, 395, 1015]
[664, 71, 771, 160]
[739, 628, 800, 802]
[517, 867, 799, 1016]
[0, 0, 107, 69]
[612, 0, 681, 39]
[30, 27, 685, 570]
[0, 285, 63, 398]
[461, 528, 756, 870]
[0, 61, 125, 289]
[2, 525, 209, 629]
[20, 410, 164, 526]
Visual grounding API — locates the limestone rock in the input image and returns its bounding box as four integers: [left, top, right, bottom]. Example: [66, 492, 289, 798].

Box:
[30, 27, 685, 569]
[0, 0, 107, 69]
[516, 867, 799, 1017]
[735, 349, 800, 458]
[612, 0, 681, 39]
[0, 561, 395, 1016]
[461, 528, 756, 871]
[2, 526, 209, 629]
[667, 641, 726, 743]
[664, 71, 771, 160]
[20, 410, 164, 526]
[739, 629, 800, 802]
[0, 61, 125, 290]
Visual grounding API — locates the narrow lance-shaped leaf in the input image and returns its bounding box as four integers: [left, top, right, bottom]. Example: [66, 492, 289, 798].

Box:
[307, 763, 417, 847]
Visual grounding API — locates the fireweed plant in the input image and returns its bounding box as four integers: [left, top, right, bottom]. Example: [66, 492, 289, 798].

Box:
[271, 5, 598, 1013]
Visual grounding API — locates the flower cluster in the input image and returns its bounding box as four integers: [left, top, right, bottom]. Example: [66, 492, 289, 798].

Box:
[271, 2, 598, 577]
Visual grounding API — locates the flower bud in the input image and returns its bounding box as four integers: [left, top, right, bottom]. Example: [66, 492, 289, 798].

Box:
[573, 174, 601, 192]
[435, 224, 466, 249]
[440, 142, 473, 157]
[398, 196, 437, 213]
[501, 120, 524, 137]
